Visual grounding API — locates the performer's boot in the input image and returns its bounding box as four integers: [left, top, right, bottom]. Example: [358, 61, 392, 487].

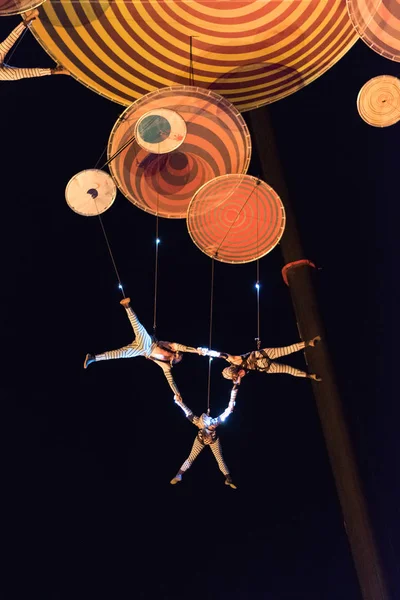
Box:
[306, 335, 321, 347]
[120, 297, 131, 308]
[225, 474, 237, 489]
[170, 470, 183, 485]
[308, 373, 322, 382]
[84, 353, 96, 369]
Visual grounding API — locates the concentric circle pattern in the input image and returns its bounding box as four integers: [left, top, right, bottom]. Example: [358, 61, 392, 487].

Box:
[357, 75, 400, 127]
[29, 0, 357, 111]
[107, 86, 251, 219]
[65, 169, 117, 216]
[187, 174, 286, 264]
[135, 109, 187, 154]
[347, 0, 400, 62]
[0, 0, 43, 16]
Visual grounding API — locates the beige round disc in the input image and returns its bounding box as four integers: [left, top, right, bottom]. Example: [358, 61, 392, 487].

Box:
[357, 75, 400, 127]
[134, 109, 187, 154]
[65, 169, 117, 216]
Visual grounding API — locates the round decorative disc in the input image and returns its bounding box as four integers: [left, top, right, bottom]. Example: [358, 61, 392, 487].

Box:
[29, 0, 357, 111]
[134, 109, 187, 154]
[0, 0, 43, 16]
[187, 174, 286, 264]
[107, 86, 251, 219]
[65, 169, 117, 216]
[357, 75, 400, 127]
[347, 0, 400, 62]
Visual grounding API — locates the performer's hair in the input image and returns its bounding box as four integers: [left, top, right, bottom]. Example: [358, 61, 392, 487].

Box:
[222, 365, 239, 380]
[171, 352, 183, 365]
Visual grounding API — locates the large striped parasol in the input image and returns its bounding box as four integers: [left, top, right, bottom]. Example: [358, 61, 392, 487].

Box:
[27, 0, 357, 111]
[107, 86, 252, 219]
[347, 0, 400, 62]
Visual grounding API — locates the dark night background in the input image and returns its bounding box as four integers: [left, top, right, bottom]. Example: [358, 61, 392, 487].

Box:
[1, 14, 399, 599]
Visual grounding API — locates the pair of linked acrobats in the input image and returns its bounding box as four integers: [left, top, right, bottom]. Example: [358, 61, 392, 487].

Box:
[84, 298, 322, 489]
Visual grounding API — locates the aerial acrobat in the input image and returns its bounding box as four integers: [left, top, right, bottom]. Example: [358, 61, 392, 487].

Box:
[202, 337, 322, 384]
[170, 386, 238, 489]
[84, 298, 205, 398]
[0, 10, 69, 81]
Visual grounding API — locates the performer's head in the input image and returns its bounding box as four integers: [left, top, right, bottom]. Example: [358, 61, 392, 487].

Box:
[222, 365, 246, 383]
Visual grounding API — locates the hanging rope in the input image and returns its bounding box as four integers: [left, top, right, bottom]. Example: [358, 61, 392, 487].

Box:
[89, 122, 138, 298]
[5, 21, 29, 63]
[255, 260, 261, 350]
[189, 35, 198, 86]
[153, 143, 161, 334]
[255, 181, 261, 349]
[87, 110, 141, 297]
[215, 180, 261, 257]
[96, 211, 126, 298]
[100, 132, 136, 170]
[207, 257, 215, 415]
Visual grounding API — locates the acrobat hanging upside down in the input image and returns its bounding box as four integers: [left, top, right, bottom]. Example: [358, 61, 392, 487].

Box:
[200, 337, 322, 384]
[170, 386, 238, 489]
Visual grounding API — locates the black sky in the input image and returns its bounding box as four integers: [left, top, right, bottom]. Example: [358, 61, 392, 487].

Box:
[1, 15, 399, 600]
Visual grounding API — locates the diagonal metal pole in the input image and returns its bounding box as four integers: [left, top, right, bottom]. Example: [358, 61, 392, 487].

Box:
[247, 107, 390, 600]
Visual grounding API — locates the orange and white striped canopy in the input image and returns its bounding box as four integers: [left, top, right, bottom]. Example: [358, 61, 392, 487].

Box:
[28, 0, 357, 111]
[347, 0, 400, 62]
[107, 86, 251, 219]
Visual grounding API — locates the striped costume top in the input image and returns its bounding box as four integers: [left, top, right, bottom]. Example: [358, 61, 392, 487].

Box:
[176, 385, 238, 446]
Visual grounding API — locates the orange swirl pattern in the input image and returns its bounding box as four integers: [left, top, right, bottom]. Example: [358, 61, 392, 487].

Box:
[29, 0, 357, 111]
[187, 174, 286, 264]
[357, 75, 400, 127]
[107, 86, 251, 219]
[347, 0, 400, 62]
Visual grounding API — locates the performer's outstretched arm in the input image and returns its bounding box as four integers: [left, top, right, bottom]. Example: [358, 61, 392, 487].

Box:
[170, 343, 203, 354]
[174, 395, 196, 422]
[153, 359, 181, 397]
[198, 347, 232, 361]
[210, 384, 239, 427]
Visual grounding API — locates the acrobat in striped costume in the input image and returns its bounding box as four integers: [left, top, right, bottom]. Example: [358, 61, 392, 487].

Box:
[0, 22, 54, 81]
[170, 385, 239, 489]
[202, 337, 322, 383]
[84, 298, 203, 398]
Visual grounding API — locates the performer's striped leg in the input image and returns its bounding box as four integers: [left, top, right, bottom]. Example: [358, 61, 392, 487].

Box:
[180, 437, 204, 472]
[0, 22, 25, 63]
[210, 439, 230, 476]
[94, 341, 146, 361]
[0, 66, 51, 81]
[262, 342, 306, 360]
[268, 361, 308, 378]
[124, 307, 152, 356]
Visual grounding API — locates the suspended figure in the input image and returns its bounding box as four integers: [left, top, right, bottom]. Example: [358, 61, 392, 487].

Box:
[84, 298, 205, 398]
[170, 386, 238, 489]
[0, 11, 69, 81]
[201, 337, 322, 384]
